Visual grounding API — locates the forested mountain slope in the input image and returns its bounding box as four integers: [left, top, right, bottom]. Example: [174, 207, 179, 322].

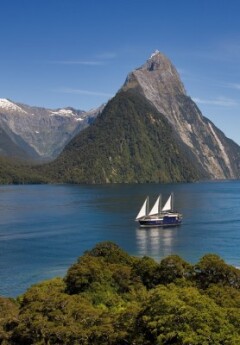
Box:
[45, 90, 202, 183]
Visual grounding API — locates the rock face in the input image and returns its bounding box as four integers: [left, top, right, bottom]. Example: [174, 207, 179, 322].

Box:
[123, 50, 240, 179]
[0, 98, 103, 162]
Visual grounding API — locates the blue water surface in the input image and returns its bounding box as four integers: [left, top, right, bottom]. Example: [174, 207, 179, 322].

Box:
[0, 181, 240, 297]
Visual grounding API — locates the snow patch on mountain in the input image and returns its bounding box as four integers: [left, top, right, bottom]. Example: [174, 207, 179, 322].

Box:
[50, 109, 75, 116]
[150, 49, 160, 59]
[0, 98, 103, 161]
[0, 98, 27, 114]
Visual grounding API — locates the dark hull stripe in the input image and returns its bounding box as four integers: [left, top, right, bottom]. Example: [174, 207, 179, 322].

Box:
[139, 219, 182, 228]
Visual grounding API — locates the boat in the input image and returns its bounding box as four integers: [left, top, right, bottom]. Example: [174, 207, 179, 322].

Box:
[135, 193, 182, 227]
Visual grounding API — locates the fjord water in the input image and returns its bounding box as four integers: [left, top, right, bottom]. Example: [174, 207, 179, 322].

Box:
[0, 181, 240, 297]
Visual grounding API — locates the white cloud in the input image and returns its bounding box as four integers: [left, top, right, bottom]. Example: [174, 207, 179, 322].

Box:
[176, 67, 186, 76]
[48, 51, 117, 66]
[96, 52, 117, 59]
[49, 52, 117, 66]
[226, 83, 240, 90]
[218, 38, 240, 60]
[52, 60, 104, 66]
[55, 88, 114, 98]
[188, 37, 240, 63]
[192, 97, 238, 107]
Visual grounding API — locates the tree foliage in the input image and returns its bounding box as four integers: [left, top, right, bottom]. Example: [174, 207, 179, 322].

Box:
[0, 156, 47, 184]
[2, 242, 240, 344]
[194, 253, 240, 289]
[136, 284, 240, 345]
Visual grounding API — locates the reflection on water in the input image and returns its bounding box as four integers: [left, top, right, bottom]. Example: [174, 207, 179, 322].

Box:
[136, 227, 178, 261]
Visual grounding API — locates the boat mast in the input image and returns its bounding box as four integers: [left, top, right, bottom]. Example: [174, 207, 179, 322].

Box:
[146, 196, 149, 215]
[158, 195, 162, 215]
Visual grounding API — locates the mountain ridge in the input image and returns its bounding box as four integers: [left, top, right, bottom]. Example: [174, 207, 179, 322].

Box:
[1, 50, 240, 184]
[0, 98, 103, 162]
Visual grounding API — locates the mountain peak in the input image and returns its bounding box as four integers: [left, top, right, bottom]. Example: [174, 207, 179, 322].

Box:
[150, 49, 161, 58]
[142, 50, 178, 74]
[0, 98, 13, 107]
[123, 49, 186, 99]
[121, 50, 240, 180]
[0, 98, 27, 114]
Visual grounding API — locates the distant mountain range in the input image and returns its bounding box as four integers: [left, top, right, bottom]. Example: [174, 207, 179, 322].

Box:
[1, 50, 240, 183]
[0, 98, 103, 162]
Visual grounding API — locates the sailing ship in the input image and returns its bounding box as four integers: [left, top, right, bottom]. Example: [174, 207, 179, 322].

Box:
[135, 193, 182, 227]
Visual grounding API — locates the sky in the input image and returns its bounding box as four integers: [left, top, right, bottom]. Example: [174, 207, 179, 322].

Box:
[1, 0, 240, 144]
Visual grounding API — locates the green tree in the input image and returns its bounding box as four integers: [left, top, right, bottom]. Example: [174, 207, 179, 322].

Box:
[132, 256, 161, 289]
[85, 241, 134, 265]
[12, 278, 116, 345]
[0, 297, 19, 345]
[194, 254, 240, 289]
[3, 243, 240, 345]
[158, 255, 193, 285]
[135, 284, 240, 345]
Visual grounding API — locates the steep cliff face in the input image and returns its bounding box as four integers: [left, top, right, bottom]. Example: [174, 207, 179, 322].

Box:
[0, 99, 103, 162]
[123, 50, 240, 179]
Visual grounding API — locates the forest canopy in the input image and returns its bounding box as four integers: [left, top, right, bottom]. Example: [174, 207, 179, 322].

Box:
[1, 241, 240, 345]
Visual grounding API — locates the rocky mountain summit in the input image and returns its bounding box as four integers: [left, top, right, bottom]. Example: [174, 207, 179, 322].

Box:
[122, 50, 240, 179]
[123, 50, 186, 106]
[0, 98, 103, 161]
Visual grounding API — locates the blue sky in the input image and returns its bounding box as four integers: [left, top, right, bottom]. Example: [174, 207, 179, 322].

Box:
[1, 0, 240, 144]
